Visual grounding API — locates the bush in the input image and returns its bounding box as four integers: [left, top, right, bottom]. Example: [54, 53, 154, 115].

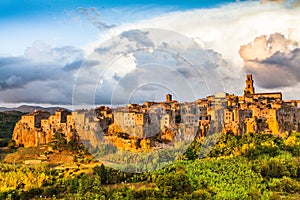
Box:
[135, 188, 157, 199]
[268, 177, 300, 193]
[7, 139, 16, 149]
[259, 158, 298, 178]
[93, 164, 107, 184]
[190, 189, 211, 199]
[156, 172, 192, 197]
[109, 187, 135, 200]
[0, 138, 10, 147]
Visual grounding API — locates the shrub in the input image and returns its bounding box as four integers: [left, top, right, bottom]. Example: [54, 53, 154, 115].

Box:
[156, 172, 192, 197]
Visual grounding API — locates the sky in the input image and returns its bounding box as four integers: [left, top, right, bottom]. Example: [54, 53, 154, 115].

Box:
[1, 0, 300, 107]
[0, 0, 241, 56]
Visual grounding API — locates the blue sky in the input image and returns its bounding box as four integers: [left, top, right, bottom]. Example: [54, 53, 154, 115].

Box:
[0, 0, 242, 24]
[0, 0, 238, 18]
[0, 0, 241, 55]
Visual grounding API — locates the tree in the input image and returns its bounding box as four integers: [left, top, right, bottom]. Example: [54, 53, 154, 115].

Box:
[67, 131, 85, 153]
[93, 164, 107, 184]
[156, 172, 192, 197]
[7, 139, 16, 150]
[50, 130, 67, 150]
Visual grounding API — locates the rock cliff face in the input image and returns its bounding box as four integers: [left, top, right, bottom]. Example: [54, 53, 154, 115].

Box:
[12, 109, 72, 147]
[13, 121, 55, 147]
[13, 121, 36, 147]
[12, 109, 107, 149]
[13, 121, 51, 147]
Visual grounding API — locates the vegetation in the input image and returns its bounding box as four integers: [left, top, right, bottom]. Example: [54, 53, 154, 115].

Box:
[1, 132, 300, 199]
[0, 111, 23, 139]
[50, 130, 86, 154]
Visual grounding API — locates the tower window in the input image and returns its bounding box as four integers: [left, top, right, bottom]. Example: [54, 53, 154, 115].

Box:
[248, 84, 250, 88]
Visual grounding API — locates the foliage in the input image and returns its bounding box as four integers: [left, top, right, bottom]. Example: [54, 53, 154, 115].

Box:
[50, 130, 67, 150]
[0, 164, 53, 193]
[0, 138, 10, 147]
[7, 139, 16, 150]
[0, 111, 23, 139]
[156, 172, 192, 197]
[93, 164, 107, 184]
[1, 132, 300, 199]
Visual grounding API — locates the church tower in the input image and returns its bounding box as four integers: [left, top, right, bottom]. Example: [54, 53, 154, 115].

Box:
[166, 94, 172, 102]
[244, 74, 255, 95]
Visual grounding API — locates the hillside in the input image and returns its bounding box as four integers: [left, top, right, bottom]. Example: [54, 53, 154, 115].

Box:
[0, 111, 23, 139]
[1, 132, 300, 199]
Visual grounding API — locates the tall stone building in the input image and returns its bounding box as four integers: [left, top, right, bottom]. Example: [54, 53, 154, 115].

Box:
[166, 94, 172, 102]
[244, 74, 255, 95]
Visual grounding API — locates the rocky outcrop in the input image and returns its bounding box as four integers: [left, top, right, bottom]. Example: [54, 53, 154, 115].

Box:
[13, 121, 52, 147]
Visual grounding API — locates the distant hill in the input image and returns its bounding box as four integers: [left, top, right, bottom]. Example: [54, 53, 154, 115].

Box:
[0, 105, 68, 114]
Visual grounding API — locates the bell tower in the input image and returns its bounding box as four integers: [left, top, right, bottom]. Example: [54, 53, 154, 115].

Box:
[244, 74, 255, 96]
[166, 94, 172, 102]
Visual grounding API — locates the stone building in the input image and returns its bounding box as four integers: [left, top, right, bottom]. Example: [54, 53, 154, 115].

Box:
[13, 110, 51, 147]
[13, 74, 300, 150]
[13, 109, 85, 147]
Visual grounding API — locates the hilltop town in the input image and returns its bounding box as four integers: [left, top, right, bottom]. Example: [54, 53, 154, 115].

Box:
[12, 75, 300, 150]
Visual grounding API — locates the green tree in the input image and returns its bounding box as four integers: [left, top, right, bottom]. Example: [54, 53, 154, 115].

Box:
[156, 172, 192, 197]
[7, 139, 16, 150]
[93, 164, 107, 184]
[50, 130, 67, 150]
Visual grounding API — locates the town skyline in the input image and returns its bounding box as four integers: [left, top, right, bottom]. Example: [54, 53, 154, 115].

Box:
[13, 74, 300, 151]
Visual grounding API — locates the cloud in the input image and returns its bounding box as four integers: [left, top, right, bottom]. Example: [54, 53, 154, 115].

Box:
[239, 32, 300, 89]
[259, 0, 300, 8]
[81, 1, 299, 98]
[77, 7, 116, 31]
[73, 29, 230, 105]
[0, 41, 85, 104]
[120, 30, 154, 48]
[239, 33, 296, 61]
[24, 41, 84, 64]
[3, 1, 300, 105]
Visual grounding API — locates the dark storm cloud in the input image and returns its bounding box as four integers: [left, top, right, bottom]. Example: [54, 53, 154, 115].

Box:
[257, 48, 300, 88]
[63, 60, 84, 71]
[261, 48, 300, 67]
[63, 60, 99, 71]
[0, 42, 87, 104]
[0, 57, 26, 67]
[0, 57, 56, 90]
